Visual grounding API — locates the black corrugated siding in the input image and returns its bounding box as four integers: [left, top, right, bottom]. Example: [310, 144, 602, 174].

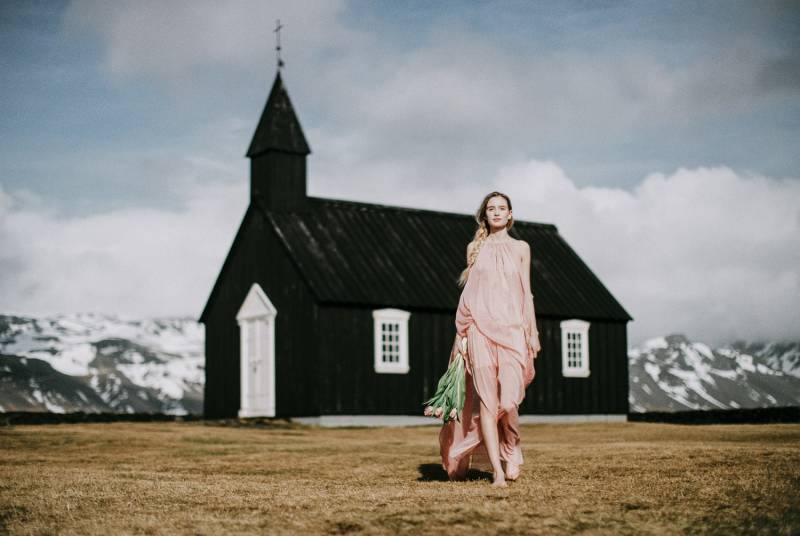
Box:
[313, 305, 629, 416]
[316, 305, 460, 415]
[202, 208, 319, 418]
[202, 197, 632, 418]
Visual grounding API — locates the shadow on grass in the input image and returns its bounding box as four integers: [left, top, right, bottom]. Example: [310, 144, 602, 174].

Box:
[417, 463, 493, 483]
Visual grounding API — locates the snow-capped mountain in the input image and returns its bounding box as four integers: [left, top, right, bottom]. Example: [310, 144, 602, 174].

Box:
[628, 334, 800, 412]
[2, 314, 797, 416]
[0, 313, 203, 415]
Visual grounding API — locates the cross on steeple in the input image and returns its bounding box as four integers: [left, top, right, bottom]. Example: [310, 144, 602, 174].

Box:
[274, 19, 285, 70]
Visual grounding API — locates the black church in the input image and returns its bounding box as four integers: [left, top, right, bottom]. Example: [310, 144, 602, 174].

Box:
[199, 71, 634, 425]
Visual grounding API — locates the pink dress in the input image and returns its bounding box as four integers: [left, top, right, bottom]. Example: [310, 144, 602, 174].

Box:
[439, 236, 538, 480]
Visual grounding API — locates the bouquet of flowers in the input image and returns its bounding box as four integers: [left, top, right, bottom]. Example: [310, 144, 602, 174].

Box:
[423, 336, 467, 423]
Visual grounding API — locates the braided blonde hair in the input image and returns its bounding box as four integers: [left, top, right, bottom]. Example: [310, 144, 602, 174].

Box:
[456, 191, 514, 287]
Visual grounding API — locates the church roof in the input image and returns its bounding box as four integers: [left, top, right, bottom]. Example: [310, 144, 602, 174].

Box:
[246, 72, 311, 157]
[260, 197, 633, 321]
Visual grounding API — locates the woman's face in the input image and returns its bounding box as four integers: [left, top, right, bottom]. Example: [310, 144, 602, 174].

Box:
[485, 195, 511, 231]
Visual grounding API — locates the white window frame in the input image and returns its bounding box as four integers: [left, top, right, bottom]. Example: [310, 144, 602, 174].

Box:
[372, 308, 410, 374]
[561, 319, 590, 378]
[236, 283, 277, 417]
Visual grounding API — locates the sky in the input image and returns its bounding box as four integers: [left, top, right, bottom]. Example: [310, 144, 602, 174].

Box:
[1, 0, 799, 347]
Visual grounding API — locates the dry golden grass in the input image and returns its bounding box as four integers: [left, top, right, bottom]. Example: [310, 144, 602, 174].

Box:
[0, 420, 798, 535]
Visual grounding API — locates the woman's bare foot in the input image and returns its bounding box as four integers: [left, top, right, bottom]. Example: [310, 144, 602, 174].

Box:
[505, 462, 520, 481]
[491, 471, 507, 488]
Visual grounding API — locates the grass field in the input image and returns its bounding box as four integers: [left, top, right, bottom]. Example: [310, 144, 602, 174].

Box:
[1, 420, 798, 535]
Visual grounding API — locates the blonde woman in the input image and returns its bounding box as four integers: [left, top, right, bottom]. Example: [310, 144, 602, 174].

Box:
[436, 191, 541, 487]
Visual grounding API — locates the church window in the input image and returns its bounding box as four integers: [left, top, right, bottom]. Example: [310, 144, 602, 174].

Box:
[372, 308, 410, 374]
[560, 319, 590, 377]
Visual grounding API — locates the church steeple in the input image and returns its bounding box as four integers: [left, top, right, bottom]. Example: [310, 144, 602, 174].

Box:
[247, 71, 311, 211]
[247, 71, 310, 158]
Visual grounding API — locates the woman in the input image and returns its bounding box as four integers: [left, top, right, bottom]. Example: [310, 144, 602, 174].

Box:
[436, 191, 541, 487]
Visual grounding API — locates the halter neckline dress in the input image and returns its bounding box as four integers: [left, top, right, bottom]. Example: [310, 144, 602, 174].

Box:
[438, 236, 538, 480]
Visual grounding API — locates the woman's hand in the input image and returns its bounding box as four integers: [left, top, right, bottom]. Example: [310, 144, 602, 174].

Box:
[528, 334, 541, 359]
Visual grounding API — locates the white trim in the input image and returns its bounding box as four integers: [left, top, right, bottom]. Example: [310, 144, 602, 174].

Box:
[236, 283, 277, 417]
[294, 415, 437, 427]
[518, 414, 626, 423]
[372, 308, 411, 374]
[291, 414, 628, 427]
[561, 319, 590, 378]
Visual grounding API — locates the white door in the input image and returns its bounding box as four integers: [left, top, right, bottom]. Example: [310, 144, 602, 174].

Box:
[236, 283, 277, 418]
[246, 318, 264, 412]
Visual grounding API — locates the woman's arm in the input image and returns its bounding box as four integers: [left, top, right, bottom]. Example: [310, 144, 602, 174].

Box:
[519, 241, 541, 357]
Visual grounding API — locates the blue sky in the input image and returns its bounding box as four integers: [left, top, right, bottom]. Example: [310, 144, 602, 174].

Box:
[1, 0, 799, 346]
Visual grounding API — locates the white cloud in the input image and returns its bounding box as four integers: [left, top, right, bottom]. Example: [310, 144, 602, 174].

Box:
[64, 1, 784, 142]
[62, 0, 363, 84]
[292, 25, 791, 199]
[58, 0, 799, 202]
[487, 161, 800, 346]
[0, 171, 246, 319]
[311, 155, 800, 346]
[1, 159, 798, 345]
[6, 2, 791, 345]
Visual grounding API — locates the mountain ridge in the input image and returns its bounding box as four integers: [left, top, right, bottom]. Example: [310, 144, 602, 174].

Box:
[0, 313, 203, 414]
[628, 333, 800, 412]
[1, 313, 798, 415]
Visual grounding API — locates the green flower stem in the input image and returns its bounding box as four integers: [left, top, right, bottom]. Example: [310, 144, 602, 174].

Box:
[423, 351, 467, 424]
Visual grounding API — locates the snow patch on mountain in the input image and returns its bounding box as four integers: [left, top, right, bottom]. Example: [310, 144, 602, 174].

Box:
[2, 313, 796, 416]
[0, 313, 204, 414]
[629, 333, 800, 413]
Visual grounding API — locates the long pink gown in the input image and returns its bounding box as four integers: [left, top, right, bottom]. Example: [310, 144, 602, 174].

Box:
[439, 236, 538, 480]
